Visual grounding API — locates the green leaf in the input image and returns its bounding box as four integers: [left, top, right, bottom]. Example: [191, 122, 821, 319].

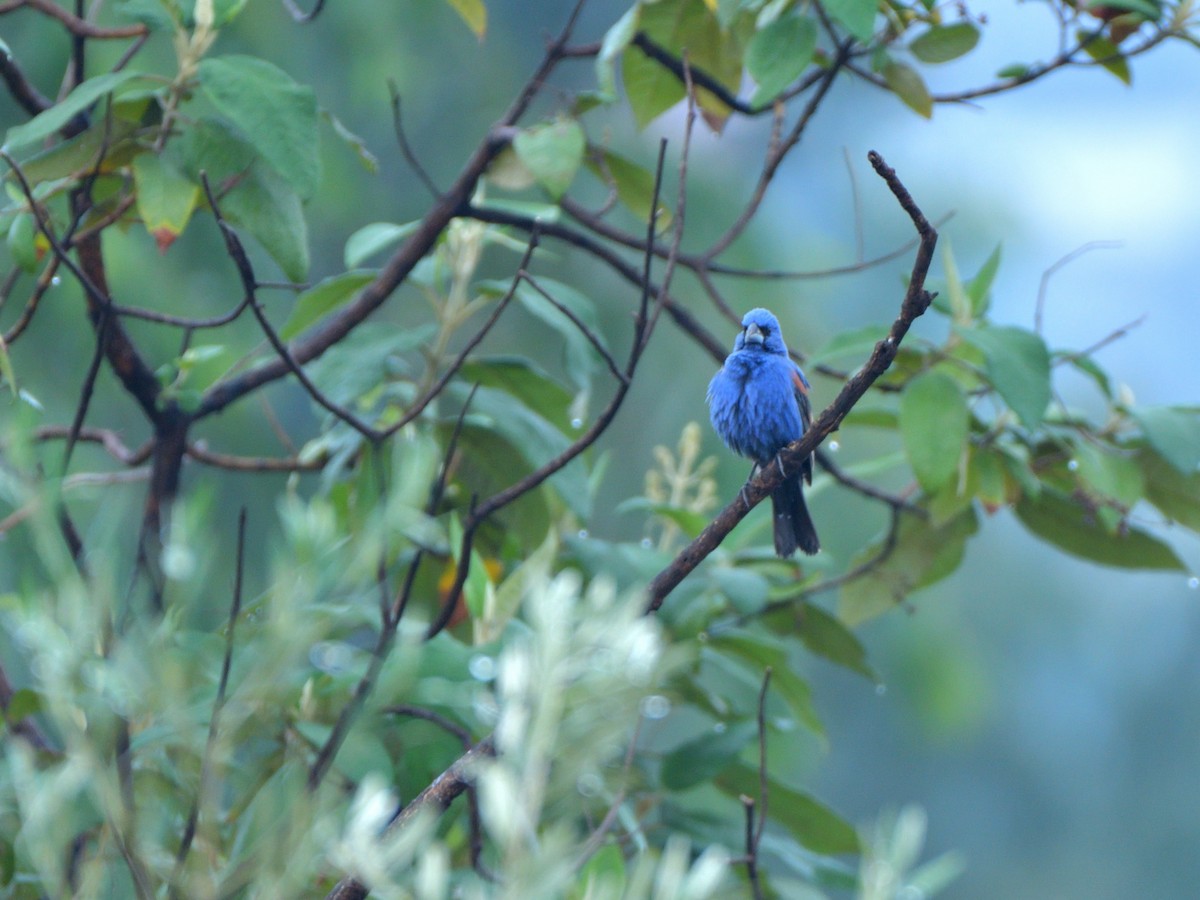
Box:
[822, 0, 876, 42]
[456, 383, 592, 519]
[344, 221, 418, 268]
[621, 0, 744, 130]
[323, 109, 379, 173]
[584, 149, 672, 230]
[10, 116, 142, 184]
[579, 843, 626, 894]
[1087, 0, 1163, 16]
[1066, 354, 1112, 399]
[1072, 440, 1143, 510]
[460, 356, 574, 433]
[798, 602, 875, 680]
[176, 344, 235, 393]
[966, 243, 1002, 318]
[6, 212, 46, 273]
[1015, 488, 1184, 570]
[909, 23, 981, 64]
[2, 71, 150, 153]
[968, 445, 1011, 510]
[960, 325, 1051, 428]
[839, 508, 979, 625]
[712, 633, 823, 736]
[513, 119, 586, 200]
[218, 162, 310, 282]
[810, 323, 889, 367]
[0, 330, 16, 396]
[1139, 447, 1200, 531]
[617, 496, 709, 538]
[997, 63, 1031, 79]
[445, 0, 486, 38]
[709, 567, 769, 615]
[622, 41, 684, 130]
[5, 687, 41, 722]
[882, 60, 933, 118]
[901, 372, 968, 491]
[308, 326, 437, 409]
[1078, 30, 1131, 85]
[938, 240, 968, 321]
[506, 277, 608, 392]
[595, 4, 640, 98]
[746, 14, 818, 106]
[132, 154, 200, 252]
[717, 765, 860, 855]
[176, 115, 256, 184]
[449, 515, 492, 619]
[280, 270, 375, 340]
[1132, 406, 1200, 473]
[198, 55, 321, 198]
[661, 720, 758, 790]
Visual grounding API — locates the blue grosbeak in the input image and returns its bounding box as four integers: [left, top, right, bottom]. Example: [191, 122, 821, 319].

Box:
[707, 308, 820, 556]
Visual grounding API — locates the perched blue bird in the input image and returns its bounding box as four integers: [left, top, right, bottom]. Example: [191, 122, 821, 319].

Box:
[707, 308, 820, 556]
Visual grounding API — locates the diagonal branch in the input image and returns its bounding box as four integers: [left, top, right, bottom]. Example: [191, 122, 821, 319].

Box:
[646, 150, 938, 610]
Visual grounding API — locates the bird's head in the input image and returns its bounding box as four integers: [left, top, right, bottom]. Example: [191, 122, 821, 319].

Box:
[735, 308, 788, 355]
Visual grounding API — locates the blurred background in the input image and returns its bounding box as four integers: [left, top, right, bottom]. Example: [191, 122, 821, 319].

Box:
[3, 1, 1198, 896]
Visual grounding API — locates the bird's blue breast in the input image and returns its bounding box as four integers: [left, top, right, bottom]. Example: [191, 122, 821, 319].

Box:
[707, 350, 805, 464]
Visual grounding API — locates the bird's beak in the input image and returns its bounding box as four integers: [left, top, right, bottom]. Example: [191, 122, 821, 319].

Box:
[744, 322, 764, 345]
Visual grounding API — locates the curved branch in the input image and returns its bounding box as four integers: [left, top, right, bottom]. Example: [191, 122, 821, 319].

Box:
[2, 0, 148, 38]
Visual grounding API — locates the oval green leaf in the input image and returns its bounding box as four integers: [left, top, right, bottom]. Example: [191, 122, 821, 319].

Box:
[1015, 489, 1184, 570]
[1132, 406, 1200, 473]
[909, 23, 981, 64]
[901, 371, 969, 491]
[280, 270, 376, 340]
[747, 14, 818, 106]
[882, 60, 933, 118]
[961, 325, 1051, 428]
[513, 119, 585, 200]
[198, 55, 321, 199]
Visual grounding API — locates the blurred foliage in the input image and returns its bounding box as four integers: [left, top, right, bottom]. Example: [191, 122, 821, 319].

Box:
[0, 0, 1198, 897]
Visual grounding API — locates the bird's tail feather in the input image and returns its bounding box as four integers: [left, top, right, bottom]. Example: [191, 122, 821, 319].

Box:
[771, 475, 820, 557]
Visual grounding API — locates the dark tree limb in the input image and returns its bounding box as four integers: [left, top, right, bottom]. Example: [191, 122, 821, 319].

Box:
[0, 49, 52, 115]
[646, 150, 938, 611]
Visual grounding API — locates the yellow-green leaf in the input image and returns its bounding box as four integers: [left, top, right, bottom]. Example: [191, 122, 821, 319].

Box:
[839, 508, 978, 625]
[882, 60, 933, 118]
[909, 22, 981, 64]
[513, 119, 585, 200]
[132, 155, 200, 253]
[445, 0, 486, 38]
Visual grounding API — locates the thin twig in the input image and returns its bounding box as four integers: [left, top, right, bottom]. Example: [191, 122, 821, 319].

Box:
[172, 509, 248, 891]
[200, 174, 383, 442]
[520, 269, 628, 385]
[1035, 240, 1122, 334]
[389, 83, 440, 198]
[815, 450, 924, 514]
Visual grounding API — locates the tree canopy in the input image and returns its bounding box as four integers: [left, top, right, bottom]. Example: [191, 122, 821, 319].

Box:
[1, 0, 1199, 897]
